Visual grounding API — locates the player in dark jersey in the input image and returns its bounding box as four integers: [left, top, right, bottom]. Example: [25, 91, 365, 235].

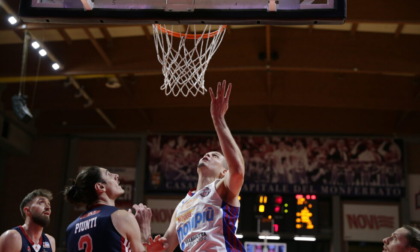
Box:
[0, 189, 56, 252]
[64, 166, 153, 252]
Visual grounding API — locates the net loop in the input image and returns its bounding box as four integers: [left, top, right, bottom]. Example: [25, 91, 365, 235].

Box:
[152, 24, 227, 97]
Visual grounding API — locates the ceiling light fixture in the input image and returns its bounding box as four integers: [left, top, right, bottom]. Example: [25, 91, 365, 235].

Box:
[52, 63, 60, 70]
[7, 16, 18, 25]
[39, 49, 47, 57]
[31, 41, 40, 49]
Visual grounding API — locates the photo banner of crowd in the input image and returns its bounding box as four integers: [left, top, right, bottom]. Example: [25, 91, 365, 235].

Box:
[146, 135, 404, 198]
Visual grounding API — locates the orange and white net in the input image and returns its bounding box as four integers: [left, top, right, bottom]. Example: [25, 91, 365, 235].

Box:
[152, 24, 227, 97]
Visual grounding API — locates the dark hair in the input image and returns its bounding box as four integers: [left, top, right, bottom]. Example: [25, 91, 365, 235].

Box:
[20, 189, 53, 219]
[64, 166, 104, 207]
[404, 225, 420, 250]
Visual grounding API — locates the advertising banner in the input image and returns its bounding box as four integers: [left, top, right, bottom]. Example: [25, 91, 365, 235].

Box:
[146, 135, 404, 197]
[343, 202, 399, 242]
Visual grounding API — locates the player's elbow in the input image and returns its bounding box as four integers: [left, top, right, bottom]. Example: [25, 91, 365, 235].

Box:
[230, 169, 245, 183]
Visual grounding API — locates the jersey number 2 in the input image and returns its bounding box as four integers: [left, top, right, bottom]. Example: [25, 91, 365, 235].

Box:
[78, 234, 93, 252]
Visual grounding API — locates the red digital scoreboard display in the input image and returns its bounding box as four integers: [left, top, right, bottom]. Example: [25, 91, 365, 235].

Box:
[249, 194, 318, 235]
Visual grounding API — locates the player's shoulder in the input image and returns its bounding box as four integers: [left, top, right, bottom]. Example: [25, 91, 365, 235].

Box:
[44, 233, 56, 251]
[45, 233, 55, 242]
[0, 229, 22, 250]
[0, 229, 21, 240]
[111, 209, 135, 222]
[111, 209, 138, 238]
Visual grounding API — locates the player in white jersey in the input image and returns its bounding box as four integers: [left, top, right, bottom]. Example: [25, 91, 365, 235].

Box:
[155, 80, 245, 251]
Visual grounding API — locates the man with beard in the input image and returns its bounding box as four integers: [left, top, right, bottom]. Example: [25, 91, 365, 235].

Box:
[382, 225, 420, 252]
[0, 189, 56, 252]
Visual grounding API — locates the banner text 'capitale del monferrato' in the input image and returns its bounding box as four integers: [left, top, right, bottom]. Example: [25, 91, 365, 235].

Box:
[146, 135, 404, 197]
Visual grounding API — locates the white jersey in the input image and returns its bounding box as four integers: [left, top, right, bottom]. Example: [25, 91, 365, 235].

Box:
[174, 180, 245, 252]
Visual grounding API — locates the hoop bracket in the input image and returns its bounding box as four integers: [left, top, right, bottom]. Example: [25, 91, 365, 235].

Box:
[165, 0, 195, 12]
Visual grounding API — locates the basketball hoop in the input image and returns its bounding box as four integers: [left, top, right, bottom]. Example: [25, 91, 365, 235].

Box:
[152, 24, 227, 97]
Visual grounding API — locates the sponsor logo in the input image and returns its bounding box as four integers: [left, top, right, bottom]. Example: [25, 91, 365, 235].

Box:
[200, 187, 210, 197]
[80, 210, 101, 219]
[43, 241, 51, 248]
[183, 232, 207, 250]
[177, 208, 194, 223]
[177, 207, 215, 250]
[346, 214, 395, 230]
[181, 198, 199, 211]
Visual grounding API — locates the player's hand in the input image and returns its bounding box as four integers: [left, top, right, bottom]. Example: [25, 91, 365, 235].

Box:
[143, 235, 168, 252]
[209, 80, 232, 121]
[132, 203, 152, 242]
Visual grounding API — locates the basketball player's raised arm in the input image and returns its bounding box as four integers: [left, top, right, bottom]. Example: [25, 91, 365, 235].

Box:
[209, 80, 245, 198]
[156, 209, 179, 252]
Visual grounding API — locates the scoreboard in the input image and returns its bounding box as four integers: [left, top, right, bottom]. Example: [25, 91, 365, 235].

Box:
[295, 194, 316, 231]
[239, 194, 319, 236]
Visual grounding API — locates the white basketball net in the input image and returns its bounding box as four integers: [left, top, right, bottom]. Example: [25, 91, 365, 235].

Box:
[152, 24, 227, 97]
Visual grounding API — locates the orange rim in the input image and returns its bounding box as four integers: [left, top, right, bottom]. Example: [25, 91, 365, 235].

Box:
[154, 24, 227, 39]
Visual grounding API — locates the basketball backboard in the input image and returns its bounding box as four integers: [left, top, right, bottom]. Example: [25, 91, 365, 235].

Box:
[19, 0, 346, 25]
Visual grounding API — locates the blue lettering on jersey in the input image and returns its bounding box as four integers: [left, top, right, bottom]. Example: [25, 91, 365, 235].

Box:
[177, 207, 214, 250]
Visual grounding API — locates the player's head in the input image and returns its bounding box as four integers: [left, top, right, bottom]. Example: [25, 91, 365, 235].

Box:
[65, 166, 124, 207]
[382, 225, 420, 252]
[20, 189, 53, 227]
[197, 151, 228, 178]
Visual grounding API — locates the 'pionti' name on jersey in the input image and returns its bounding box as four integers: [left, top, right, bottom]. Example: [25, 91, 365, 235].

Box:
[74, 217, 97, 234]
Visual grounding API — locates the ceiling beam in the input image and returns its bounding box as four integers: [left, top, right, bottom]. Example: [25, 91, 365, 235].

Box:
[99, 27, 113, 46]
[350, 23, 358, 36]
[68, 76, 116, 129]
[347, 0, 420, 23]
[0, 63, 415, 84]
[57, 28, 72, 45]
[3, 72, 418, 112]
[394, 23, 404, 39]
[83, 28, 113, 66]
[141, 25, 151, 40]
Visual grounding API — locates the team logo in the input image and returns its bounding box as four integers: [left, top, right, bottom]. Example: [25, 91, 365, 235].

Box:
[43, 241, 51, 248]
[80, 209, 101, 219]
[200, 187, 210, 197]
[26, 246, 31, 252]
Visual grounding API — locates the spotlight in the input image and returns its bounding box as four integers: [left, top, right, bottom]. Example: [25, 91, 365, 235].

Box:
[52, 63, 60, 70]
[12, 95, 33, 122]
[31, 41, 40, 49]
[39, 49, 47, 57]
[8, 16, 18, 25]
